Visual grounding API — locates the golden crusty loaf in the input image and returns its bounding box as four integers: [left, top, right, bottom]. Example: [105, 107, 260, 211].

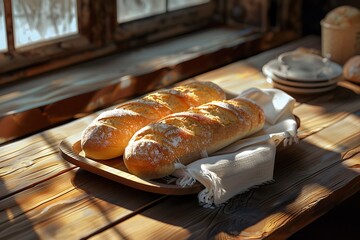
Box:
[323, 5, 360, 27]
[124, 97, 265, 179]
[81, 81, 226, 160]
[344, 55, 360, 83]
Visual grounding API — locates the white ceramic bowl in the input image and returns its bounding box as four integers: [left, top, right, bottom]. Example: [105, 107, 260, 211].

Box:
[278, 52, 326, 79]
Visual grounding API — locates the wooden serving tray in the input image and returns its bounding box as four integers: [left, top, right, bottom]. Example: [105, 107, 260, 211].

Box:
[59, 132, 204, 195]
[60, 116, 299, 196]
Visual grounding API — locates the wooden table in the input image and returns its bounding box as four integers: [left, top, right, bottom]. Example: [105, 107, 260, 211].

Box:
[1, 36, 360, 240]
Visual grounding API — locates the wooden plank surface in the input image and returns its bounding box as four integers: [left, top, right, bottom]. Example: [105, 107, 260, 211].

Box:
[0, 169, 165, 239]
[0, 117, 93, 199]
[1, 36, 360, 239]
[91, 77, 360, 239]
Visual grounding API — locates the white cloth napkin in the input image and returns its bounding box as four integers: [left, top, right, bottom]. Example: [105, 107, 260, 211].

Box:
[174, 88, 298, 207]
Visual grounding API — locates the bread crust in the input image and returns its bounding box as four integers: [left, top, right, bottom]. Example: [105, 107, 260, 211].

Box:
[124, 97, 265, 179]
[344, 55, 360, 83]
[81, 81, 226, 160]
[324, 5, 360, 27]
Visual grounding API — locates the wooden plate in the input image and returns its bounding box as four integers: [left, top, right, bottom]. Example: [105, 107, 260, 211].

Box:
[59, 132, 204, 195]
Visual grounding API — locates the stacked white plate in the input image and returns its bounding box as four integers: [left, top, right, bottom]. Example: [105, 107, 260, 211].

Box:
[262, 51, 343, 94]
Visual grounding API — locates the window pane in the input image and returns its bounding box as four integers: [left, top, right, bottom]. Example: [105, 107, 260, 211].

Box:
[0, 0, 6, 51]
[168, 0, 209, 11]
[12, 0, 78, 48]
[117, 0, 166, 23]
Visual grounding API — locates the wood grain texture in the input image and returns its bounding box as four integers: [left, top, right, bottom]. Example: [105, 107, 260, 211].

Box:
[293, 85, 360, 138]
[1, 36, 360, 240]
[0, 118, 94, 199]
[91, 113, 360, 240]
[0, 169, 165, 240]
[59, 133, 204, 195]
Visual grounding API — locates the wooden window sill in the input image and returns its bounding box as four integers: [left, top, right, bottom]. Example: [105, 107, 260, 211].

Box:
[0, 26, 299, 144]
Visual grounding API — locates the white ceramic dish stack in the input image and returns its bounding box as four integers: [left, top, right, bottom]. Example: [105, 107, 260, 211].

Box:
[262, 51, 343, 94]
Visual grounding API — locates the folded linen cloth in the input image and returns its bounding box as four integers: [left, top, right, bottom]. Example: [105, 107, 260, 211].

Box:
[174, 88, 298, 207]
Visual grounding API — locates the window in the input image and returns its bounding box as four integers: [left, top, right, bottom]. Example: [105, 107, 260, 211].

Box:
[12, 0, 78, 48]
[168, 0, 209, 11]
[0, 0, 218, 85]
[116, 0, 210, 23]
[0, 0, 94, 85]
[117, 0, 166, 23]
[115, 0, 215, 43]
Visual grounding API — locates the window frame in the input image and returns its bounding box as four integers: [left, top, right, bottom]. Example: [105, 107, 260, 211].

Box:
[115, 1, 216, 43]
[0, 0, 102, 74]
[0, 0, 219, 85]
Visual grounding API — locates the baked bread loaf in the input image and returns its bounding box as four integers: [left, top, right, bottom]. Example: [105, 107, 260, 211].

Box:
[81, 81, 226, 160]
[124, 97, 265, 179]
[343, 55, 360, 83]
[323, 5, 360, 27]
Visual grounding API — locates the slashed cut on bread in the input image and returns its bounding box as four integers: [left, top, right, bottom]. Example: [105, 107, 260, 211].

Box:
[81, 81, 226, 160]
[124, 97, 265, 179]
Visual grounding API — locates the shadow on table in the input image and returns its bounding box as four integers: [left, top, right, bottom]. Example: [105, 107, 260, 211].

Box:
[0, 179, 41, 239]
[70, 138, 360, 239]
[69, 82, 360, 239]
